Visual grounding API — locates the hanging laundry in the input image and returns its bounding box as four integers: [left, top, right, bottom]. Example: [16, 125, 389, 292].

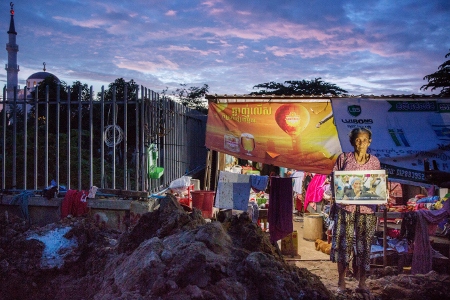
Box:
[215, 171, 251, 211]
[411, 199, 450, 275]
[303, 174, 328, 211]
[291, 171, 305, 194]
[249, 174, 269, 192]
[268, 177, 293, 243]
[215, 171, 269, 212]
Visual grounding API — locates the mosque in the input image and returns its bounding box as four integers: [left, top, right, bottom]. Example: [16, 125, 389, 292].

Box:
[5, 2, 60, 101]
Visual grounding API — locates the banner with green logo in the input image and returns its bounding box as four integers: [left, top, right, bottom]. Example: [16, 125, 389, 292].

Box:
[331, 98, 450, 184]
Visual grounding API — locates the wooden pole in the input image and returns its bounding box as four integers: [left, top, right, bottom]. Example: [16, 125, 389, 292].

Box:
[383, 208, 388, 267]
[204, 150, 212, 190]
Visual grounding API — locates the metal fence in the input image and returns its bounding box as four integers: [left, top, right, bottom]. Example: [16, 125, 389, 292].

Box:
[1, 84, 207, 194]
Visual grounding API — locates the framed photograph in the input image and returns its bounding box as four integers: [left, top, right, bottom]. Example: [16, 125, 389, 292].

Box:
[333, 170, 387, 204]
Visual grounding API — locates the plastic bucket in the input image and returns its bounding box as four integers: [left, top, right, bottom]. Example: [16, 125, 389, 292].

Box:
[190, 179, 201, 191]
[303, 213, 323, 241]
[191, 190, 215, 219]
[232, 165, 242, 173]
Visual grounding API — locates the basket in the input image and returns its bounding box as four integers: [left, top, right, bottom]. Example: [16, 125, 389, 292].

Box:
[149, 167, 164, 179]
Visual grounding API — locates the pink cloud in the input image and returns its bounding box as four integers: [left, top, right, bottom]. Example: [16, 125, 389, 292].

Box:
[165, 10, 177, 17]
[53, 16, 106, 29]
[162, 45, 219, 56]
[114, 56, 179, 73]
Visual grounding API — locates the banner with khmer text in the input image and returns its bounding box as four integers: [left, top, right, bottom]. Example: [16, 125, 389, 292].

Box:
[205, 101, 341, 174]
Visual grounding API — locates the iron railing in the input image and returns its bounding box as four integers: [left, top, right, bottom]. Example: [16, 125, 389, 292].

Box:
[1, 84, 207, 194]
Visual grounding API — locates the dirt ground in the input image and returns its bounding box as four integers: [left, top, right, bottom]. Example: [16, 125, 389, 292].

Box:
[1, 198, 450, 300]
[285, 217, 361, 297]
[285, 216, 450, 300]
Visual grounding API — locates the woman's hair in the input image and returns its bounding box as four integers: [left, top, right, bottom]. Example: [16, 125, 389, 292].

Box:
[350, 177, 362, 186]
[349, 127, 372, 146]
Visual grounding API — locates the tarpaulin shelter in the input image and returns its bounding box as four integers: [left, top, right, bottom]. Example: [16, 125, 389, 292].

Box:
[205, 95, 450, 186]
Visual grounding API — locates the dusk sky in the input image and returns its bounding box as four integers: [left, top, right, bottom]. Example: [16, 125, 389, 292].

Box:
[1, 0, 449, 96]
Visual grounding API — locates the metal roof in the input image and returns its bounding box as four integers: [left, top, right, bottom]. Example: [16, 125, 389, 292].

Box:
[206, 94, 449, 103]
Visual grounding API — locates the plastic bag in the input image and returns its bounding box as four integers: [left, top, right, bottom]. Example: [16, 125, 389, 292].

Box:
[169, 176, 192, 189]
[169, 176, 192, 195]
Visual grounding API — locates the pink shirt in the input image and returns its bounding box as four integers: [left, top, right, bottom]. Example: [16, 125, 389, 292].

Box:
[333, 152, 381, 214]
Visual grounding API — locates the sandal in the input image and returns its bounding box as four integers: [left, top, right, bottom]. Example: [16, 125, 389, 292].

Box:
[336, 287, 348, 295]
[355, 287, 373, 300]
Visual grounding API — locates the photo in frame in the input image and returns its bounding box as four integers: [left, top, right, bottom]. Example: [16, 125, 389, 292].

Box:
[333, 170, 388, 205]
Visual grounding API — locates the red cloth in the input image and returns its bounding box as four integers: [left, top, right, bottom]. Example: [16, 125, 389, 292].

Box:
[303, 174, 327, 211]
[61, 189, 89, 218]
[295, 194, 303, 212]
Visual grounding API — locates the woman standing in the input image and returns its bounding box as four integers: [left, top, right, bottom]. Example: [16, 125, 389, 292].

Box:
[331, 127, 380, 298]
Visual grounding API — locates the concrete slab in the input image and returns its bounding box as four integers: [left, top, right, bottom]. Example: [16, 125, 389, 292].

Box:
[0, 195, 158, 231]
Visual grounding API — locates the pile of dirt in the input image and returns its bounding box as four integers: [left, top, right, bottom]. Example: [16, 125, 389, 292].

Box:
[367, 269, 450, 300]
[1, 194, 449, 300]
[0, 195, 333, 300]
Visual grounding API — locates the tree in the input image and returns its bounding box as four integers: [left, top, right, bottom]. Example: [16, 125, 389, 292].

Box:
[29, 77, 92, 132]
[251, 78, 348, 96]
[171, 84, 209, 113]
[421, 49, 450, 96]
[98, 78, 139, 102]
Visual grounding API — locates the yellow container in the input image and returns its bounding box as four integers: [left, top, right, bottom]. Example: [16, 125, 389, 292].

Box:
[281, 230, 298, 257]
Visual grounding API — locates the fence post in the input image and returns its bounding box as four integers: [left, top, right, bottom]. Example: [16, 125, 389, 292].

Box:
[66, 86, 71, 190]
[12, 86, 17, 189]
[34, 86, 38, 190]
[100, 86, 105, 188]
[123, 84, 128, 190]
[56, 83, 60, 189]
[2, 86, 6, 190]
[77, 85, 82, 190]
[45, 85, 49, 188]
[23, 86, 28, 189]
[89, 86, 93, 188]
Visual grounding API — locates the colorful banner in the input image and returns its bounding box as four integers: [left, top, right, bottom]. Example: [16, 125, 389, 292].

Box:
[205, 101, 341, 174]
[331, 98, 450, 184]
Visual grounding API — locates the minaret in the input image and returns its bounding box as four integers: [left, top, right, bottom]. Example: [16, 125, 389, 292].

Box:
[5, 2, 19, 101]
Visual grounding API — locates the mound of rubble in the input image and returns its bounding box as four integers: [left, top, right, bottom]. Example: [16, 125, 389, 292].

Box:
[0, 195, 333, 300]
[367, 269, 450, 300]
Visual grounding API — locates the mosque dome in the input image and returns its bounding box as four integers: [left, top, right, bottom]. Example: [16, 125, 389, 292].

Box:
[26, 71, 60, 91]
[27, 71, 60, 83]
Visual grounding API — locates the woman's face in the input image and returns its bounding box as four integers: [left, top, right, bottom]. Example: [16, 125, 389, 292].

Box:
[352, 179, 362, 192]
[353, 132, 371, 152]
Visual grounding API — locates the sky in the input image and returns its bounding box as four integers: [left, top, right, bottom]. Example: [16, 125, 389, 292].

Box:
[1, 0, 450, 96]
